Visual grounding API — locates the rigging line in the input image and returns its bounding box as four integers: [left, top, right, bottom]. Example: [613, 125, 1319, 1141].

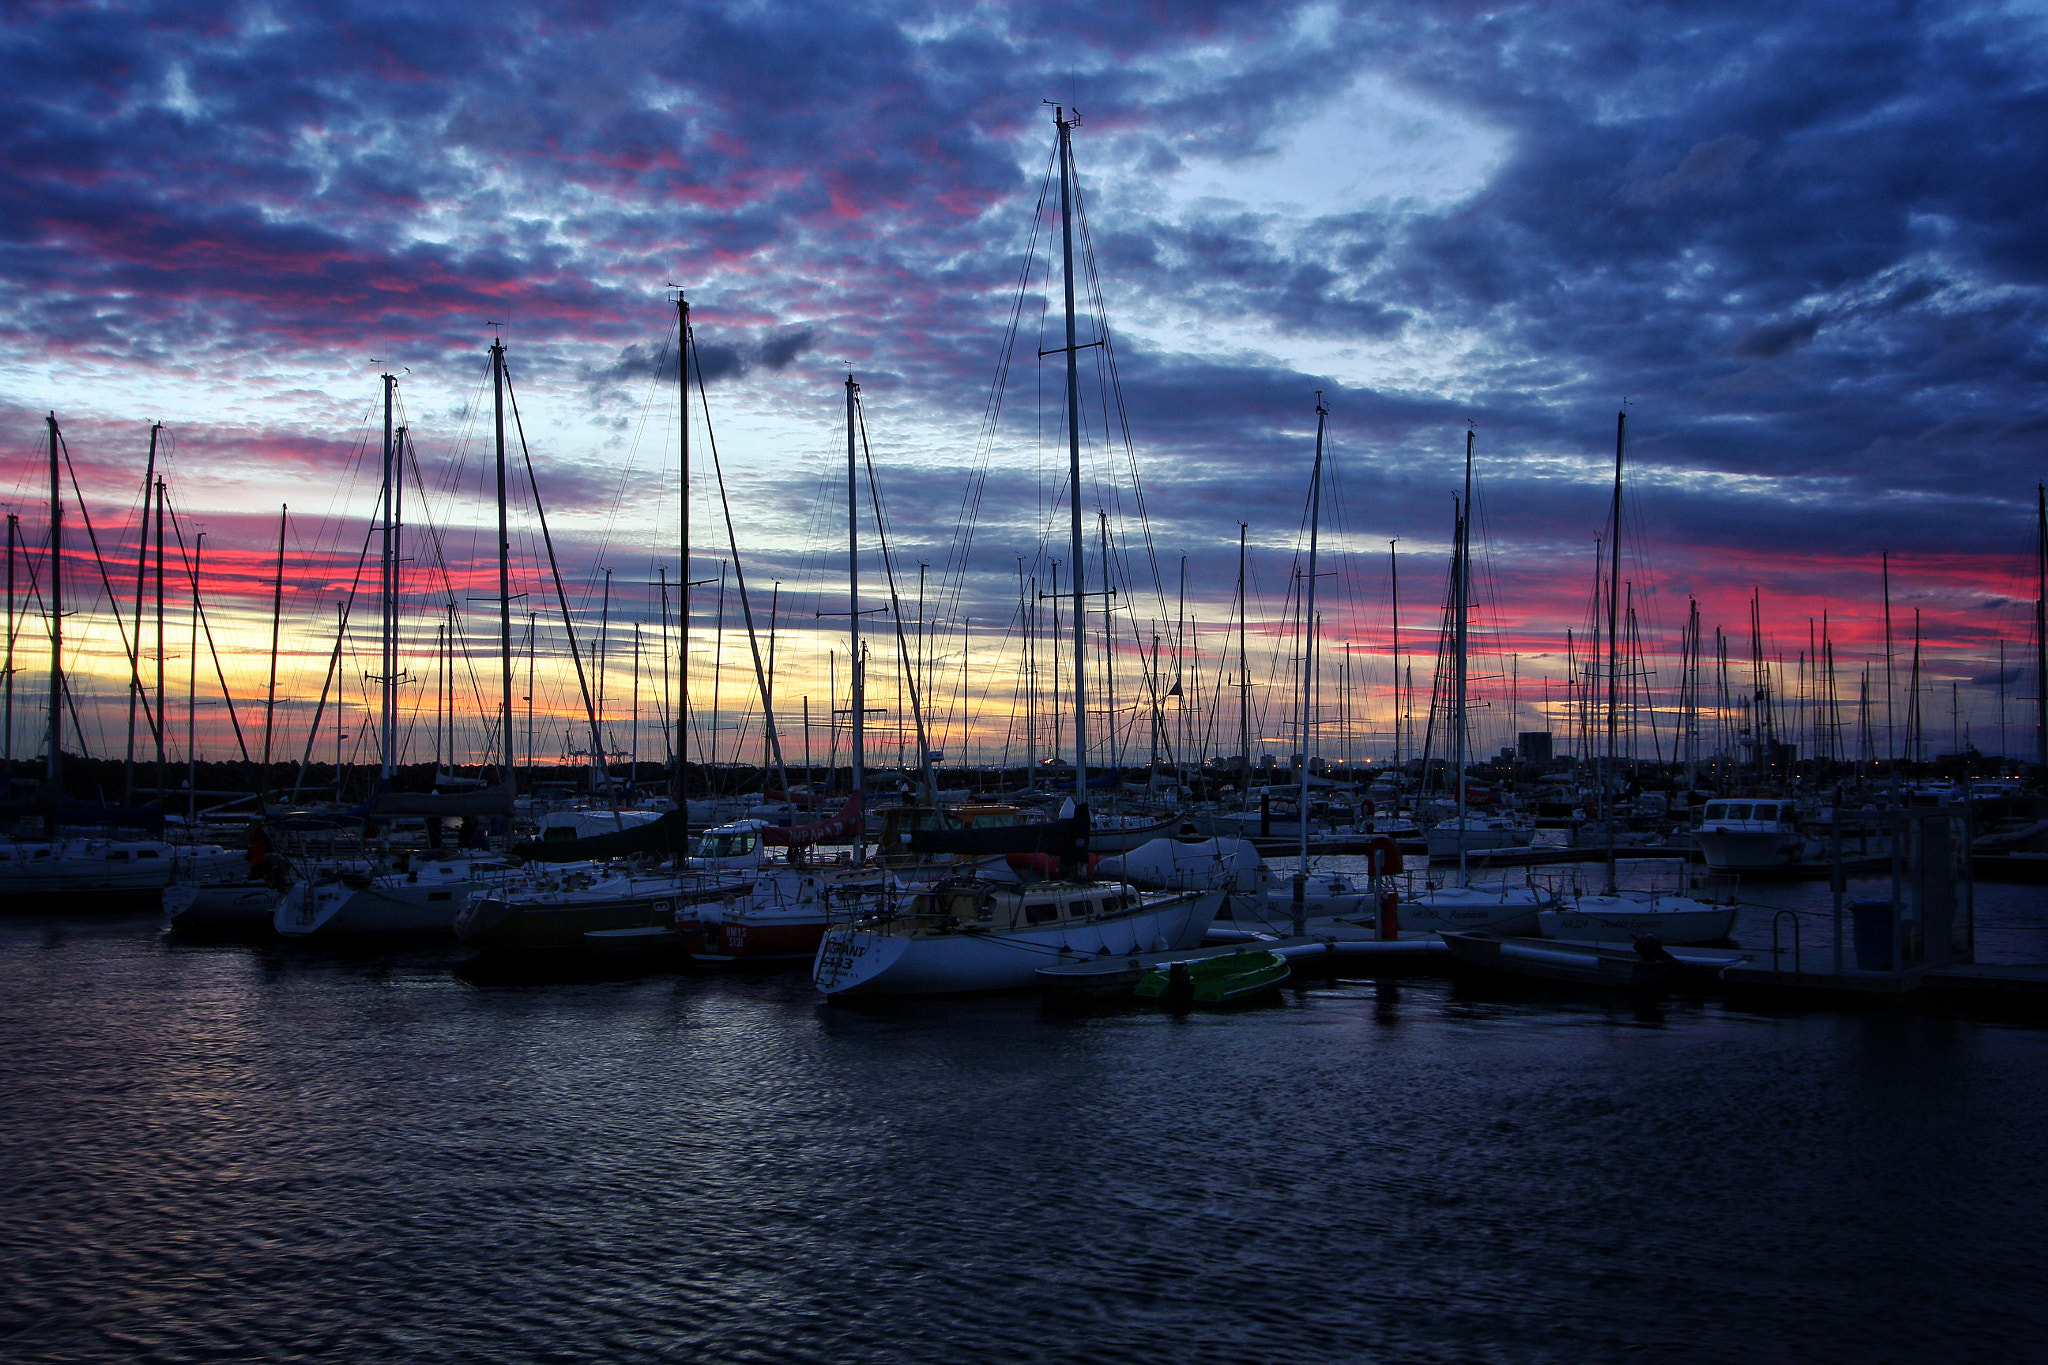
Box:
[291, 527, 374, 800]
[503, 360, 608, 788]
[854, 391, 937, 788]
[160, 489, 253, 763]
[689, 324, 790, 797]
[1070, 161, 1170, 627]
[935, 141, 1059, 641]
[55, 429, 159, 744]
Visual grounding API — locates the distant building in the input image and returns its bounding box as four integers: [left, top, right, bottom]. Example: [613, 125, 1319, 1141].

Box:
[1517, 732, 1554, 764]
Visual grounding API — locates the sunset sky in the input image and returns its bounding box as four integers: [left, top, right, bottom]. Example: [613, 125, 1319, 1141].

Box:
[2, 1, 2045, 774]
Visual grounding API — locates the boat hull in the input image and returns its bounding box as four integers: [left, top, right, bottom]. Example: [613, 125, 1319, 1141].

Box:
[164, 882, 283, 930]
[814, 888, 1225, 996]
[1698, 830, 1800, 870]
[1538, 895, 1737, 946]
[1399, 886, 1549, 937]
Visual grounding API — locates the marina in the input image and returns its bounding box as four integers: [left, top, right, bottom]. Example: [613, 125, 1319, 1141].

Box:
[3, 3, 2047, 1361]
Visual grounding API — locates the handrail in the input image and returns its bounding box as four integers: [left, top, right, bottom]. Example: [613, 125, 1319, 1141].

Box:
[1771, 909, 1801, 974]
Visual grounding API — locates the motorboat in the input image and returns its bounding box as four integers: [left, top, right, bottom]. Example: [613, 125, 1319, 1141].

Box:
[1696, 798, 1802, 870]
[277, 853, 529, 937]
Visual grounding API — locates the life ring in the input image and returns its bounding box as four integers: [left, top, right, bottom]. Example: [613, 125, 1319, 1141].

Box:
[1364, 835, 1404, 876]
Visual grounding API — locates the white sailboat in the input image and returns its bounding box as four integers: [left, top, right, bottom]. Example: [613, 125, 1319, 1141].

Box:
[813, 109, 1223, 996]
[1547, 411, 1731, 946]
[1405, 430, 1548, 935]
[281, 356, 522, 937]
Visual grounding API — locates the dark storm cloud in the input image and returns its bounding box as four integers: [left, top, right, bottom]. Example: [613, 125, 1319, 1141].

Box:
[1, 0, 2044, 675]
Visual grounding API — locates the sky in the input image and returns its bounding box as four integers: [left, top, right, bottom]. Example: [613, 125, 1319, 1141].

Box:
[2, 0, 2046, 776]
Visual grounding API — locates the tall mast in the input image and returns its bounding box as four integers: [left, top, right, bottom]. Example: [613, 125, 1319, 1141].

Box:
[1294, 395, 1328, 935]
[4, 514, 16, 774]
[1604, 411, 1624, 894]
[2035, 484, 2045, 768]
[153, 475, 166, 799]
[124, 424, 160, 803]
[492, 335, 515, 793]
[45, 413, 61, 787]
[378, 375, 397, 780]
[1389, 539, 1401, 774]
[846, 372, 866, 861]
[674, 293, 691, 817]
[1056, 106, 1090, 831]
[1455, 428, 1473, 882]
[1237, 522, 1249, 787]
[260, 504, 287, 805]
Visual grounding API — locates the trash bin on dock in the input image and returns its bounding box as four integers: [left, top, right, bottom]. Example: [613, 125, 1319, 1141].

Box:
[1850, 899, 1894, 972]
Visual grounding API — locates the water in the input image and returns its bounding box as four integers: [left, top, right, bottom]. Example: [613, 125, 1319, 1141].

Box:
[4, 897, 2046, 1364]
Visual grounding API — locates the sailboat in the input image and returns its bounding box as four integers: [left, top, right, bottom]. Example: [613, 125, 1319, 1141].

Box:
[1403, 429, 1549, 936]
[278, 361, 522, 937]
[1539, 410, 1735, 946]
[458, 297, 883, 953]
[812, 109, 1224, 996]
[0, 416, 240, 906]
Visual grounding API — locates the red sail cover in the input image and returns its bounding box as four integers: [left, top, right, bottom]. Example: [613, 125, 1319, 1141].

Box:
[760, 795, 863, 847]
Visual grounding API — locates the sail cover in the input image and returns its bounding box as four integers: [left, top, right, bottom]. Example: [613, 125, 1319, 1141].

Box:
[759, 796, 862, 847]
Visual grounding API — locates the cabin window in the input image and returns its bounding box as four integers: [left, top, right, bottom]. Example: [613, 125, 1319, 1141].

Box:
[1025, 902, 1057, 925]
[106, 851, 128, 862]
[1703, 805, 1727, 820]
[427, 892, 453, 902]
[697, 832, 760, 859]
[1726, 804, 1752, 820]
[137, 850, 159, 859]
[1753, 804, 1778, 820]
[542, 827, 576, 842]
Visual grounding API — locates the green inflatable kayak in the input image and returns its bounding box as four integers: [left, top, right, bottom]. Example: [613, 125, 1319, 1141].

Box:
[1133, 948, 1290, 1003]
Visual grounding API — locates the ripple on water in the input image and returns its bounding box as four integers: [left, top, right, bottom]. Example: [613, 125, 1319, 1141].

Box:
[1, 908, 2046, 1363]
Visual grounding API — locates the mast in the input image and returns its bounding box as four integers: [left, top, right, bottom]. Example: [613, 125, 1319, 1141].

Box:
[1294, 395, 1328, 936]
[1455, 428, 1474, 882]
[124, 424, 160, 803]
[1389, 540, 1401, 774]
[1056, 106, 1090, 836]
[846, 372, 866, 861]
[492, 335, 516, 796]
[673, 293, 691, 821]
[260, 504, 287, 805]
[378, 376, 397, 781]
[1237, 522, 1249, 786]
[4, 514, 16, 774]
[1603, 411, 1624, 894]
[153, 475, 166, 800]
[45, 414, 61, 787]
[2036, 485, 2045, 768]
[187, 536, 201, 822]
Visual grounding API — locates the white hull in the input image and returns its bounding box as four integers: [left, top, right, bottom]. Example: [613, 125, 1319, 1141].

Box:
[1698, 831, 1799, 870]
[0, 841, 240, 898]
[1539, 894, 1737, 945]
[814, 887, 1225, 996]
[277, 857, 516, 937]
[1424, 825, 1535, 858]
[164, 881, 283, 929]
[1400, 885, 1549, 936]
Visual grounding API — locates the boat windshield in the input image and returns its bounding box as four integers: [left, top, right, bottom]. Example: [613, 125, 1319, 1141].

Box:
[1753, 804, 1779, 820]
[1726, 804, 1753, 819]
[697, 831, 759, 859]
[1704, 804, 1727, 820]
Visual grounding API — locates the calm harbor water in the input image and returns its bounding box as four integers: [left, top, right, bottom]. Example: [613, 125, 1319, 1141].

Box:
[5, 874, 2046, 1364]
